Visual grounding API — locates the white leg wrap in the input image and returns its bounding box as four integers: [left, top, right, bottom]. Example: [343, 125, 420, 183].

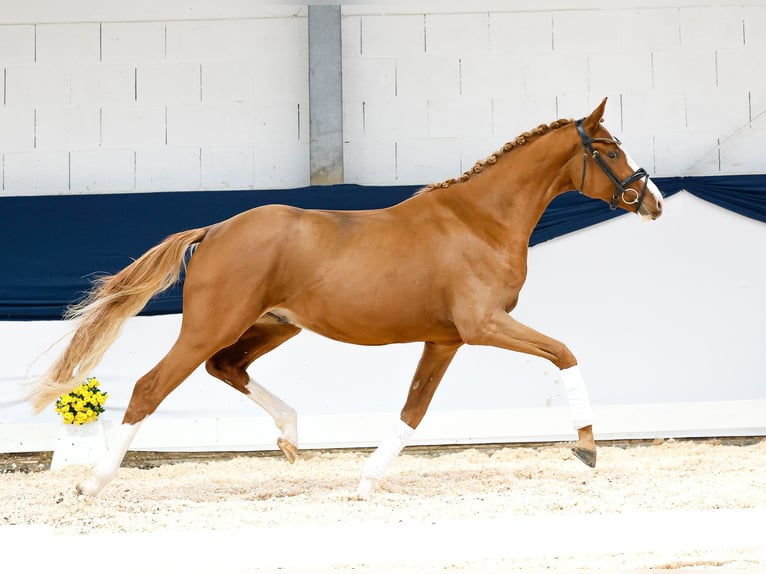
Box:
[78, 421, 141, 497]
[560, 365, 593, 430]
[356, 419, 415, 498]
[245, 378, 298, 446]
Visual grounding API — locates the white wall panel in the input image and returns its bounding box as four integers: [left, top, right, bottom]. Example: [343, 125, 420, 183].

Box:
[137, 62, 200, 105]
[489, 12, 552, 53]
[70, 64, 135, 106]
[342, 57, 396, 99]
[201, 62, 253, 104]
[3, 151, 69, 194]
[101, 22, 166, 63]
[252, 142, 309, 188]
[35, 107, 100, 151]
[0, 107, 34, 151]
[427, 96, 492, 139]
[135, 147, 200, 191]
[201, 146, 254, 190]
[396, 139, 460, 185]
[5, 66, 70, 106]
[70, 149, 135, 192]
[425, 13, 489, 55]
[397, 56, 459, 98]
[101, 105, 165, 148]
[342, 140, 396, 185]
[35, 23, 99, 64]
[361, 15, 424, 57]
[0, 25, 35, 64]
[680, 6, 745, 47]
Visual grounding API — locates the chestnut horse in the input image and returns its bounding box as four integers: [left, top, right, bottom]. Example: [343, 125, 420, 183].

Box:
[29, 98, 663, 498]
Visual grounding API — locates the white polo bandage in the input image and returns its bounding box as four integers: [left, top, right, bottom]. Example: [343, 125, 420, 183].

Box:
[560, 365, 593, 430]
[361, 419, 415, 480]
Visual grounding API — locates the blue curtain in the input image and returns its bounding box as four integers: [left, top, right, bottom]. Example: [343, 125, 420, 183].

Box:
[1, 175, 763, 320]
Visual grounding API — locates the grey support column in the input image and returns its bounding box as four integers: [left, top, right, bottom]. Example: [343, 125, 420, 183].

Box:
[308, 4, 344, 185]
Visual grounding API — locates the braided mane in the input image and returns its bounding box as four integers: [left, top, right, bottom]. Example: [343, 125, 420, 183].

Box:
[416, 117, 574, 194]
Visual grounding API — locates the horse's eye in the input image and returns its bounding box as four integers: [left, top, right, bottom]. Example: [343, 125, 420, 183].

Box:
[607, 150, 618, 159]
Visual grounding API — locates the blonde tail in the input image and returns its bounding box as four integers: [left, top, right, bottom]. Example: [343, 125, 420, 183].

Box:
[28, 227, 209, 413]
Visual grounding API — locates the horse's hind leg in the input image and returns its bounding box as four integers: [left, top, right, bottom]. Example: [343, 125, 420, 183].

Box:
[76, 335, 222, 496]
[205, 314, 302, 462]
[356, 341, 461, 499]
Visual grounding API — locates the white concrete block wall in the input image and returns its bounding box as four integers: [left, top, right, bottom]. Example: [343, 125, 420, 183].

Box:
[342, 4, 766, 185]
[0, 6, 309, 196]
[1, 3, 764, 194]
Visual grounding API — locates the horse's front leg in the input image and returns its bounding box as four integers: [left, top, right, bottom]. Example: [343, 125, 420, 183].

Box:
[356, 341, 462, 499]
[458, 311, 597, 467]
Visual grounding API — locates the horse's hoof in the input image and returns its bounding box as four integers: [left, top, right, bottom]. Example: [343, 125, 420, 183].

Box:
[277, 437, 298, 464]
[354, 476, 377, 500]
[571, 446, 597, 468]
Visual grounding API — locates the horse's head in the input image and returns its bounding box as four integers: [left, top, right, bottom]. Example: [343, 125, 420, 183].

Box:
[573, 98, 663, 221]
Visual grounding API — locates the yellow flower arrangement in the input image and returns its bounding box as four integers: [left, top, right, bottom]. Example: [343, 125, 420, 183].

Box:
[55, 377, 108, 425]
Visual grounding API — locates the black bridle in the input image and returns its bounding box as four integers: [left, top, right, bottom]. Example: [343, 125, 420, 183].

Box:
[575, 118, 650, 211]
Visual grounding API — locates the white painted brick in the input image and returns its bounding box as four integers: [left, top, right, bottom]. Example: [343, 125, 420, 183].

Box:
[589, 50, 653, 94]
[680, 7, 744, 48]
[342, 100, 364, 141]
[36, 23, 99, 64]
[239, 18, 308, 62]
[35, 107, 100, 151]
[166, 20, 240, 62]
[720, 124, 766, 173]
[343, 57, 396, 100]
[553, 10, 617, 52]
[652, 49, 717, 92]
[686, 89, 749, 133]
[0, 107, 34, 151]
[396, 139, 461, 185]
[0, 25, 35, 64]
[654, 130, 720, 176]
[717, 48, 766, 93]
[201, 146, 254, 189]
[253, 141, 309, 188]
[70, 64, 135, 106]
[5, 65, 70, 106]
[168, 103, 301, 147]
[70, 149, 135, 192]
[621, 91, 687, 134]
[523, 52, 588, 96]
[426, 13, 489, 55]
[362, 15, 424, 57]
[427, 96, 492, 139]
[493, 96, 558, 141]
[343, 140, 396, 185]
[136, 147, 201, 191]
[615, 130, 655, 175]
[252, 55, 309, 101]
[490, 12, 552, 53]
[341, 15, 362, 57]
[363, 97, 428, 140]
[137, 63, 200, 105]
[202, 62, 254, 104]
[3, 150, 69, 195]
[460, 54, 524, 98]
[614, 9, 682, 51]
[743, 6, 766, 47]
[101, 22, 166, 63]
[396, 55, 459, 98]
[101, 105, 165, 148]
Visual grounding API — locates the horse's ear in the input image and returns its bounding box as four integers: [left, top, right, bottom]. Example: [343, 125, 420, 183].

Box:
[583, 97, 608, 132]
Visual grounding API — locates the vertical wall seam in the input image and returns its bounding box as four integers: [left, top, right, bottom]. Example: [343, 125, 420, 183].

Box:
[33, 109, 37, 149]
[423, 15, 427, 53]
[99, 22, 103, 62]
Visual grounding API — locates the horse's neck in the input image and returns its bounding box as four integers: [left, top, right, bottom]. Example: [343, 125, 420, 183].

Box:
[442, 137, 576, 247]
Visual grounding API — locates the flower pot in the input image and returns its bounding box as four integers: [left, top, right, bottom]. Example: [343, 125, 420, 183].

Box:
[50, 419, 108, 470]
